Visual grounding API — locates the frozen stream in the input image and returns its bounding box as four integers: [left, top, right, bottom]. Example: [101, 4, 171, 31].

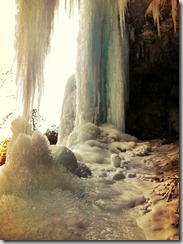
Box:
[0, 136, 155, 240]
[0, 120, 157, 240]
[78, 172, 147, 240]
[0, 162, 147, 240]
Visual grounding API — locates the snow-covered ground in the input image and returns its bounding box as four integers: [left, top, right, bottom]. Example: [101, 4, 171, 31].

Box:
[0, 119, 179, 240]
[0, 122, 146, 240]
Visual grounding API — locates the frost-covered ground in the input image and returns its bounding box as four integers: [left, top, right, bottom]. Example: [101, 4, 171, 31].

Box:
[0, 118, 179, 240]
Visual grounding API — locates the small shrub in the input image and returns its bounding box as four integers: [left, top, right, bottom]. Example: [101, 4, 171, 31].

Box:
[44, 125, 58, 145]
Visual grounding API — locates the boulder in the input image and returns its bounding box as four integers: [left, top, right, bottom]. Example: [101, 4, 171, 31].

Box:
[127, 173, 136, 178]
[74, 162, 92, 178]
[112, 172, 125, 181]
[52, 146, 78, 173]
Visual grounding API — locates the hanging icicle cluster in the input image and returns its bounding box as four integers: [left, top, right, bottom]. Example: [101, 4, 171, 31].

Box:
[74, 0, 129, 131]
[146, 0, 178, 35]
[14, 0, 59, 121]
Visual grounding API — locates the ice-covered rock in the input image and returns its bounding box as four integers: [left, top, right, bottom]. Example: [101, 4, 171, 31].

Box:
[110, 153, 121, 168]
[120, 160, 125, 168]
[52, 146, 78, 173]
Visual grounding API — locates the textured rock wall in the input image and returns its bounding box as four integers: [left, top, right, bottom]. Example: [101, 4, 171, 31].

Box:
[126, 0, 179, 139]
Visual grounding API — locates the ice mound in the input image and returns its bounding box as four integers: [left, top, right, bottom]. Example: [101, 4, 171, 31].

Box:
[67, 122, 101, 148]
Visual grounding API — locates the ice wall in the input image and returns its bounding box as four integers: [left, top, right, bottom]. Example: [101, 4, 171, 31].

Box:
[76, 0, 129, 131]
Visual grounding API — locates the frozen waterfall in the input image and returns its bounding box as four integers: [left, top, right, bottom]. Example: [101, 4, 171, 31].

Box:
[15, 0, 59, 124]
[76, 0, 129, 131]
[14, 0, 129, 140]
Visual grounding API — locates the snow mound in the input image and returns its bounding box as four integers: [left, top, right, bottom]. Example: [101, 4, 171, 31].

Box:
[0, 121, 88, 197]
[0, 118, 92, 240]
[100, 124, 138, 142]
[11, 116, 32, 136]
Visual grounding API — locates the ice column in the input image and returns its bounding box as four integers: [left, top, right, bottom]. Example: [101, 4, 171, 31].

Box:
[76, 0, 129, 131]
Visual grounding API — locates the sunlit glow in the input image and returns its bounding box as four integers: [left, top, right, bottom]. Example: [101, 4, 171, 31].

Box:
[0, 0, 18, 139]
[0, 0, 78, 136]
[0, 0, 16, 65]
[40, 1, 78, 131]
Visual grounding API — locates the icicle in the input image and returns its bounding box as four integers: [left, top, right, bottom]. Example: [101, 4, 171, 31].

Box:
[146, 0, 162, 36]
[118, 0, 129, 38]
[171, 0, 178, 33]
[14, 0, 59, 128]
[146, 0, 178, 35]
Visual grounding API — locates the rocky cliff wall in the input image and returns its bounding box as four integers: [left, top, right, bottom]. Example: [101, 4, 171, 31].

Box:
[126, 0, 179, 139]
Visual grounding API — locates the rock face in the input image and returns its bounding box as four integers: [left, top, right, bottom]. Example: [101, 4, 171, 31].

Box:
[126, 0, 179, 139]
